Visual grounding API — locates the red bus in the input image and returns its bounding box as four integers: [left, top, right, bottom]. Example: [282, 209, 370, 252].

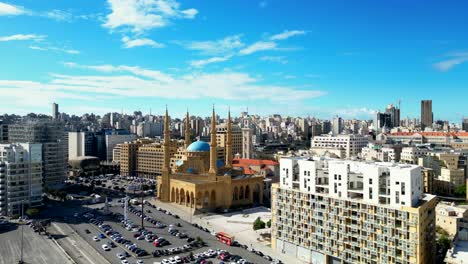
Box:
[215, 232, 235, 246]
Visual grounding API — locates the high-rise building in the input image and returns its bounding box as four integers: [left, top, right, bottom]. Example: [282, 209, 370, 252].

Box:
[0, 143, 43, 216]
[332, 116, 343, 135]
[0, 121, 8, 143]
[462, 118, 468, 132]
[242, 119, 254, 159]
[8, 120, 67, 188]
[272, 157, 437, 264]
[68, 131, 94, 160]
[374, 112, 392, 130]
[421, 100, 433, 130]
[52, 102, 59, 120]
[385, 104, 400, 128]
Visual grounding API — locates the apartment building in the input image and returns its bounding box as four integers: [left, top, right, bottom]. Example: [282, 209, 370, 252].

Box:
[0, 143, 43, 216]
[105, 131, 136, 162]
[436, 203, 468, 237]
[311, 134, 369, 159]
[8, 120, 67, 188]
[361, 143, 402, 163]
[216, 124, 242, 161]
[137, 140, 183, 179]
[400, 147, 428, 164]
[272, 157, 437, 264]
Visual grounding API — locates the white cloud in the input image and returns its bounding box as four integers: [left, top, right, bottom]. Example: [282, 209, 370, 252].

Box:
[239, 41, 277, 55]
[270, 30, 306, 41]
[434, 52, 468, 72]
[29, 45, 80, 54]
[0, 34, 46, 42]
[260, 56, 287, 64]
[0, 2, 26, 16]
[178, 35, 244, 56]
[42, 9, 73, 21]
[2, 62, 325, 108]
[103, 0, 198, 33]
[122, 36, 164, 48]
[190, 55, 232, 68]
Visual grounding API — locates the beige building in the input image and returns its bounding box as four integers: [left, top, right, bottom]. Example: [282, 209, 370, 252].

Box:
[436, 202, 468, 237]
[136, 140, 183, 179]
[216, 123, 242, 161]
[272, 157, 437, 264]
[157, 109, 264, 211]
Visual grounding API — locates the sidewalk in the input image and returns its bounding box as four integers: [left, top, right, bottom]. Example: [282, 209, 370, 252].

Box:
[148, 198, 301, 264]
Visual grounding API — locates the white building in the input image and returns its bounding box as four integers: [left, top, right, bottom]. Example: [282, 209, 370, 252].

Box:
[361, 143, 400, 163]
[272, 157, 437, 264]
[311, 134, 369, 159]
[68, 132, 94, 160]
[0, 143, 43, 216]
[401, 146, 428, 164]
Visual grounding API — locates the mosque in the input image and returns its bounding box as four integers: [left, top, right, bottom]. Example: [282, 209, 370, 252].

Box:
[157, 108, 264, 211]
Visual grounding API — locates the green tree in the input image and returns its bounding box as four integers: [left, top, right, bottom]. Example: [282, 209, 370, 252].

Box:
[253, 217, 266, 230]
[454, 185, 466, 197]
[26, 208, 40, 216]
[267, 219, 272, 228]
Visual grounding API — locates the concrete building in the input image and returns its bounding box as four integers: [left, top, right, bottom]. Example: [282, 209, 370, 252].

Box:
[242, 119, 254, 159]
[400, 147, 428, 164]
[463, 118, 468, 132]
[436, 202, 468, 237]
[119, 141, 141, 176]
[136, 140, 183, 179]
[421, 100, 433, 130]
[104, 130, 136, 162]
[52, 102, 59, 120]
[0, 121, 8, 143]
[311, 134, 369, 159]
[361, 143, 402, 163]
[272, 157, 437, 264]
[332, 116, 343, 135]
[216, 123, 242, 161]
[8, 120, 67, 188]
[68, 131, 94, 160]
[0, 143, 43, 216]
[374, 112, 392, 131]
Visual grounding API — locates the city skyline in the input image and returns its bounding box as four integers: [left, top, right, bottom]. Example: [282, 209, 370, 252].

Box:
[1, 1, 468, 121]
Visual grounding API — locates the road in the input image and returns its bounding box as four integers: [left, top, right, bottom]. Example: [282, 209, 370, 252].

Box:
[0, 222, 73, 264]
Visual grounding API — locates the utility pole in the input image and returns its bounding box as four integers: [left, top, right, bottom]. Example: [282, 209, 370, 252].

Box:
[140, 182, 144, 230]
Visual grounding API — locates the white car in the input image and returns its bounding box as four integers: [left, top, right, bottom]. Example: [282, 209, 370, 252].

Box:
[136, 260, 144, 264]
[116, 253, 126, 260]
[161, 259, 170, 264]
[92, 236, 100, 242]
[121, 260, 129, 264]
[101, 244, 110, 251]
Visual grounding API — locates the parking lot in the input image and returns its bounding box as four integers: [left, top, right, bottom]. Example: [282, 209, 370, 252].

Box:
[69, 199, 276, 264]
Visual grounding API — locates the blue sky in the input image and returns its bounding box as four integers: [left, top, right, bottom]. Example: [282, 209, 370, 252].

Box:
[0, 0, 467, 122]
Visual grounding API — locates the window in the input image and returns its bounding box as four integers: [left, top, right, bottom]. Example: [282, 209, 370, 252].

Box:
[369, 179, 373, 184]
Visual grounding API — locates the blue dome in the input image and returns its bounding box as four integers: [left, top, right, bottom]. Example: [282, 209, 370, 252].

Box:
[187, 141, 210, 152]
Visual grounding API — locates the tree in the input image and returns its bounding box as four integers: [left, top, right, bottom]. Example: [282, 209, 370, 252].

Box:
[26, 208, 40, 217]
[267, 219, 272, 228]
[253, 217, 266, 230]
[454, 185, 466, 197]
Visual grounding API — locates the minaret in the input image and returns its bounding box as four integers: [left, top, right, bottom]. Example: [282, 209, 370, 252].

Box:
[161, 107, 171, 202]
[184, 110, 191, 148]
[209, 106, 218, 176]
[225, 108, 233, 169]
